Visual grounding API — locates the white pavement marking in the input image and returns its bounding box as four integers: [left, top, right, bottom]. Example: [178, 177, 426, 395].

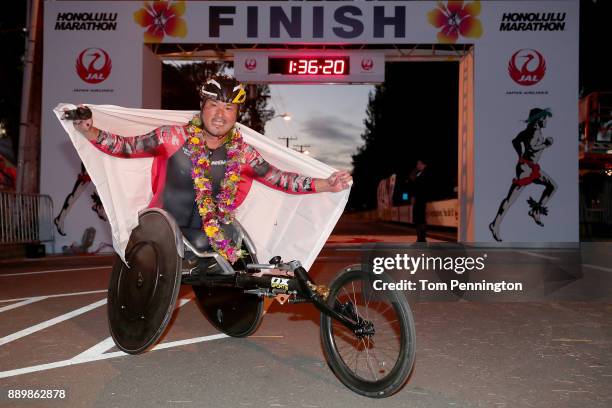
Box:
[177, 294, 194, 307]
[150, 333, 227, 351]
[74, 293, 195, 360]
[0, 289, 107, 304]
[582, 263, 612, 273]
[0, 297, 47, 313]
[514, 251, 612, 272]
[73, 337, 117, 360]
[516, 251, 612, 273]
[514, 250, 561, 261]
[0, 299, 107, 347]
[0, 266, 111, 278]
[0, 333, 228, 379]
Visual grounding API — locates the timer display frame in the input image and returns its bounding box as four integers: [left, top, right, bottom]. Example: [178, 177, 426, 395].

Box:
[235, 50, 385, 83]
[268, 57, 350, 76]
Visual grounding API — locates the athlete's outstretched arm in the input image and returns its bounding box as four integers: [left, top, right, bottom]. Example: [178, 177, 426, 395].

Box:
[243, 144, 351, 193]
[70, 107, 187, 158]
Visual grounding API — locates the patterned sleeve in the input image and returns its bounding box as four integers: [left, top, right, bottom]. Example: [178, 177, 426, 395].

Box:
[243, 144, 316, 193]
[91, 125, 189, 158]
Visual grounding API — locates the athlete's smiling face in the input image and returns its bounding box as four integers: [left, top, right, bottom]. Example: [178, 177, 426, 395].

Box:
[201, 99, 239, 139]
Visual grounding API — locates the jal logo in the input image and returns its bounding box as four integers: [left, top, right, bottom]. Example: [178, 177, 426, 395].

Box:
[508, 49, 546, 86]
[76, 48, 112, 84]
[244, 58, 257, 71]
[361, 58, 374, 71]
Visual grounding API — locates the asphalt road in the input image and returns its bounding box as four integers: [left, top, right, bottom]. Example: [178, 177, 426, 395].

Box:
[1, 220, 611, 408]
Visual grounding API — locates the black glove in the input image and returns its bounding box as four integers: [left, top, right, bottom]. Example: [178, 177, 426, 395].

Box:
[62, 106, 92, 121]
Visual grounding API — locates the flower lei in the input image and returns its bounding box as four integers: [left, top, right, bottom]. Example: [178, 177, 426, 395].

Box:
[186, 115, 245, 263]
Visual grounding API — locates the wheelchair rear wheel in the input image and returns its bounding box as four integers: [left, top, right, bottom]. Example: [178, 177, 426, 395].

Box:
[107, 210, 182, 354]
[192, 245, 264, 337]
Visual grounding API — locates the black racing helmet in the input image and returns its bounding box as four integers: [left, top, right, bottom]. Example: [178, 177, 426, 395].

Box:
[199, 75, 247, 105]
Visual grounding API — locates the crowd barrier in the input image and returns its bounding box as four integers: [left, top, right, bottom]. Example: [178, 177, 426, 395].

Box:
[350, 199, 459, 228]
[0, 191, 54, 248]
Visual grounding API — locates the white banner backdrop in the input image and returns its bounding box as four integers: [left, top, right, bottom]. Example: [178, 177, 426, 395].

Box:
[42, 2, 144, 253]
[42, 1, 579, 248]
[473, 2, 579, 242]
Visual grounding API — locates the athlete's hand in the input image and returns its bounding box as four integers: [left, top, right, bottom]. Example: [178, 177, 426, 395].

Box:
[64, 106, 97, 141]
[313, 171, 352, 193]
[325, 170, 352, 192]
[544, 137, 554, 146]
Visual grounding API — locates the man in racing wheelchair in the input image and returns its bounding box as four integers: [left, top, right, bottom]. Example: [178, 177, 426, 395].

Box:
[62, 75, 414, 398]
[71, 75, 351, 269]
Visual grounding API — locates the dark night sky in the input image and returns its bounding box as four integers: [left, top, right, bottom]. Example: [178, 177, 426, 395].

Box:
[579, 0, 612, 95]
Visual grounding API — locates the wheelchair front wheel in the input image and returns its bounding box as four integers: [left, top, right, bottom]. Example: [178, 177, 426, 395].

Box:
[320, 266, 416, 398]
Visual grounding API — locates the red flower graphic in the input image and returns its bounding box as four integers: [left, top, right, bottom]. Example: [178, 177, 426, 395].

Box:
[134, 1, 187, 43]
[427, 1, 483, 44]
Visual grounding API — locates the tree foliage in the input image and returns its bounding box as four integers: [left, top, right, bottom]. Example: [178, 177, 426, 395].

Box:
[349, 62, 459, 210]
[0, 2, 27, 162]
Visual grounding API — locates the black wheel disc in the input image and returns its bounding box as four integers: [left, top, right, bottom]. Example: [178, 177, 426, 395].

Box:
[107, 211, 182, 354]
[193, 244, 263, 337]
[193, 285, 263, 337]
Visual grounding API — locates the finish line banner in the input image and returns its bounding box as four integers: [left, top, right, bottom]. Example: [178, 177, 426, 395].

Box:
[41, 1, 579, 252]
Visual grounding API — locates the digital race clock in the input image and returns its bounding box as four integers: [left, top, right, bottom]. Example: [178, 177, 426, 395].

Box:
[268, 57, 350, 76]
[235, 50, 385, 83]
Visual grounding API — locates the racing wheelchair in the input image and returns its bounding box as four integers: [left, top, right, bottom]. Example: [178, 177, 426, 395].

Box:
[107, 206, 415, 398]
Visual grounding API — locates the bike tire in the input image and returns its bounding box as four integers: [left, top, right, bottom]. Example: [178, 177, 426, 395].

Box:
[320, 265, 416, 398]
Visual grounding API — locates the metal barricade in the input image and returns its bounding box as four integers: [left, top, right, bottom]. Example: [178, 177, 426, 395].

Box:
[0, 191, 54, 246]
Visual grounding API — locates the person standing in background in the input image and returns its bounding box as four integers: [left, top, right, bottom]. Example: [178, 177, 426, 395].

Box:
[409, 159, 430, 242]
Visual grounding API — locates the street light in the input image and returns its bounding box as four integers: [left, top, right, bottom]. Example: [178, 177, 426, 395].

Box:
[266, 112, 293, 146]
[271, 113, 291, 121]
[293, 144, 311, 155]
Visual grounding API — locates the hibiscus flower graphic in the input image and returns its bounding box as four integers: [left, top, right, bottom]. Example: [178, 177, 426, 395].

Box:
[427, 1, 483, 44]
[134, 0, 187, 43]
